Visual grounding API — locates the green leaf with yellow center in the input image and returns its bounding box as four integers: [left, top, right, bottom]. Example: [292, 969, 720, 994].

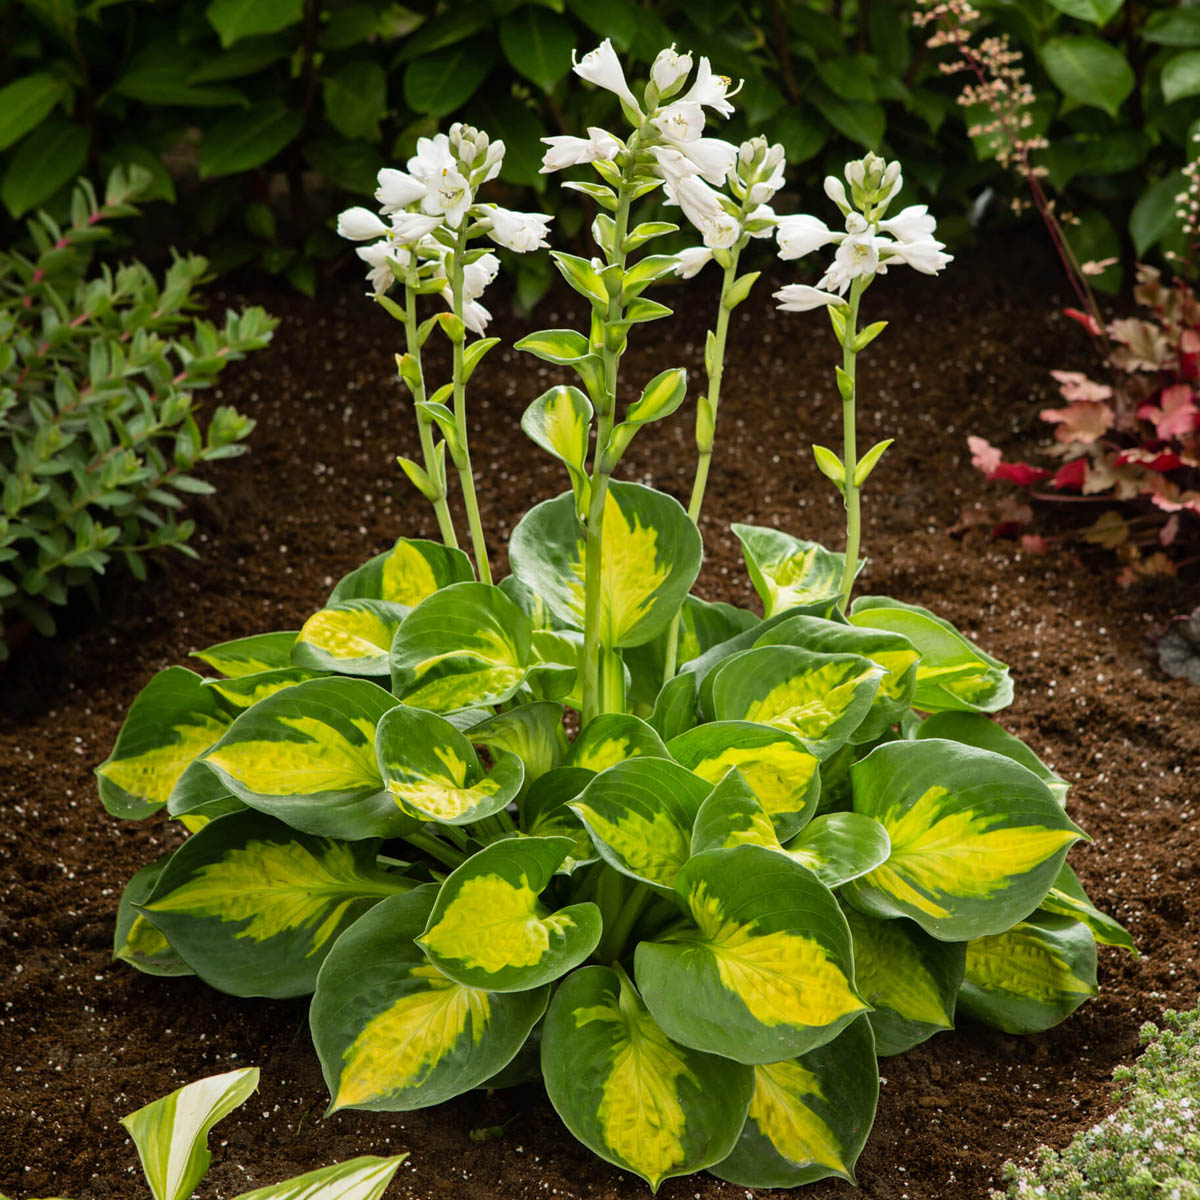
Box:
[1039, 862, 1136, 954]
[669, 720, 821, 841]
[311, 886, 547, 1113]
[731, 525, 858, 617]
[567, 713, 668, 773]
[509, 482, 703, 649]
[375, 704, 523, 826]
[139, 809, 411, 998]
[842, 908, 965, 1055]
[467, 702, 567, 790]
[230, 1156, 408, 1200]
[958, 913, 1098, 1034]
[541, 965, 754, 1192]
[165, 759, 245, 830]
[844, 738, 1086, 940]
[390, 581, 532, 711]
[292, 599, 409, 676]
[709, 646, 883, 760]
[710, 1015, 878, 1187]
[191, 631, 299, 678]
[418, 836, 601, 991]
[754, 614, 919, 743]
[850, 595, 1013, 713]
[113, 855, 195, 978]
[637, 844, 868, 1064]
[97, 667, 233, 819]
[520, 767, 597, 874]
[569, 757, 712, 895]
[521, 384, 593, 509]
[201, 676, 408, 840]
[204, 667, 327, 710]
[329, 537, 474, 605]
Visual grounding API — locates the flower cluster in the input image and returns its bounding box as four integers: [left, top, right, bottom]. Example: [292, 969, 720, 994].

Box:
[772, 152, 952, 312]
[336, 124, 551, 331]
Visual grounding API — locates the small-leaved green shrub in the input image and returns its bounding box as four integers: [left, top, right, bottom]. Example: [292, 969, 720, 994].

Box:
[100, 42, 1135, 1194]
[0, 165, 277, 659]
[995, 1008, 1200, 1200]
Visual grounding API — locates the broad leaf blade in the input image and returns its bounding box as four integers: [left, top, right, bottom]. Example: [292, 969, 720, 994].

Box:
[732, 525, 853, 616]
[293, 600, 408, 676]
[191, 630, 299, 677]
[113, 855, 195, 978]
[231, 1157, 407, 1200]
[567, 712, 668, 772]
[330, 538, 474, 604]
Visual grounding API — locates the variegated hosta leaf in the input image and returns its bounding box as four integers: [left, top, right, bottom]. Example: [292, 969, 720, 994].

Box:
[849, 596, 1013, 713]
[508, 482, 703, 649]
[531, 629, 585, 708]
[958, 913, 1098, 1034]
[390, 581, 532, 711]
[139, 810, 411, 998]
[731, 524, 855, 617]
[709, 646, 883, 760]
[498, 573, 570, 633]
[121, 1067, 259, 1200]
[669, 720, 821, 841]
[636, 844, 868, 1063]
[541, 965, 754, 1192]
[418, 836, 601, 991]
[375, 705, 523, 826]
[521, 384, 593, 509]
[191, 631, 299, 677]
[202, 676, 406, 839]
[311, 886, 548, 1112]
[231, 1156, 407, 1200]
[650, 671, 699, 742]
[1039, 862, 1136, 954]
[97, 667, 232, 819]
[567, 713, 668, 772]
[329, 536, 474, 604]
[844, 738, 1086, 941]
[204, 668, 328, 711]
[520, 767, 597, 874]
[166, 759, 245, 832]
[917, 711, 1070, 805]
[754, 614, 919, 743]
[843, 908, 965, 1056]
[569, 757, 711, 894]
[467, 702, 567, 788]
[113, 855, 194, 978]
[292, 600, 409, 676]
[711, 1015, 878, 1188]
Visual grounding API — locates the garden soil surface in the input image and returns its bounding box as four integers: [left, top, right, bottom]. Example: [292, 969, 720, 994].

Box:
[2, 234, 1198, 1200]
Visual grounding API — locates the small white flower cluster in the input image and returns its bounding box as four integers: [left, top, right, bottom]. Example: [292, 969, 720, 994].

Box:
[774, 152, 953, 312]
[336, 124, 552, 331]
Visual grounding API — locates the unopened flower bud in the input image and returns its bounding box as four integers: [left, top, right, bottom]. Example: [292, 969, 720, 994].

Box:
[652, 44, 693, 95]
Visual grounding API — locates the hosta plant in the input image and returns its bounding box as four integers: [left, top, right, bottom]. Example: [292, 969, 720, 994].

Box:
[101, 42, 1133, 1195]
[0, 1066, 406, 1200]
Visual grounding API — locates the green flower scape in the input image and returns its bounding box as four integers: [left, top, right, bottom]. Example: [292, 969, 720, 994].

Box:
[98, 40, 1136, 1196]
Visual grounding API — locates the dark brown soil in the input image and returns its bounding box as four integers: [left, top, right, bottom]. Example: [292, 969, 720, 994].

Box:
[1, 234, 1197, 1200]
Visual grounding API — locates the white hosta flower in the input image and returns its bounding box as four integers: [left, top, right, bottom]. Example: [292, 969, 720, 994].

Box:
[458, 253, 500, 303]
[745, 203, 776, 238]
[421, 165, 472, 227]
[374, 169, 426, 214]
[336, 206, 388, 241]
[484, 206, 552, 253]
[540, 127, 621, 173]
[775, 214, 836, 260]
[824, 175, 850, 213]
[649, 144, 695, 188]
[669, 175, 739, 249]
[672, 135, 738, 186]
[481, 140, 505, 183]
[674, 246, 713, 278]
[879, 204, 936, 243]
[573, 38, 642, 114]
[356, 239, 412, 295]
[652, 100, 706, 143]
[882, 236, 953, 275]
[679, 56, 737, 117]
[407, 133, 455, 181]
[652, 45, 693, 93]
[820, 215, 886, 293]
[461, 299, 492, 334]
[774, 283, 843, 312]
[390, 211, 442, 242]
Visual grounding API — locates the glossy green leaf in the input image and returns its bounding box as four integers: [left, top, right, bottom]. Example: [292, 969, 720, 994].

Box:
[843, 908, 965, 1055]
[637, 845, 867, 1063]
[204, 667, 327, 711]
[1144, 8, 1200, 46]
[541, 965, 753, 1192]
[510, 483, 702, 649]
[1162, 49, 1200, 104]
[567, 713, 668, 772]
[418, 836, 600, 991]
[520, 767, 597, 874]
[844, 739, 1086, 940]
[570, 758, 711, 893]
[2, 116, 88, 217]
[403, 38, 498, 117]
[711, 1015, 878, 1187]
[625, 367, 687, 426]
[375, 704, 523, 826]
[114, 855, 195, 978]
[958, 913, 1097, 1034]
[121, 1067, 258, 1200]
[312, 887, 547, 1112]
[139, 809, 410, 997]
[231, 1157, 407, 1200]
[1130, 170, 1188, 257]
[330, 537, 474, 604]
[1041, 36, 1133, 117]
[468, 702, 566, 787]
[191, 630, 299, 677]
[1040, 862, 1136, 954]
[732, 524, 855, 616]
[96, 667, 232, 819]
[850, 595, 1013, 713]
[499, 6, 575, 92]
[0, 73, 69, 151]
[1046, 0, 1123, 24]
[390, 582, 533, 711]
[650, 672, 699, 741]
[198, 100, 302, 178]
[709, 646, 883, 759]
[201, 676, 405, 839]
[322, 60, 387, 141]
[521, 384, 593, 505]
[165, 759, 246, 831]
[293, 599, 408, 676]
[784, 813, 891, 889]
[206, 0, 302, 46]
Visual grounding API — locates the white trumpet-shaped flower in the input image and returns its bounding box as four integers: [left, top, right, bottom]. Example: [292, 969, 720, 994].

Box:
[775, 214, 837, 260]
[336, 206, 388, 242]
[484, 206, 553, 253]
[666, 175, 740, 249]
[819, 214, 885, 294]
[882, 236, 953, 275]
[746, 203, 776, 238]
[673, 246, 714, 278]
[407, 134, 454, 181]
[824, 176, 850, 213]
[671, 135, 738, 186]
[774, 283, 844, 312]
[460, 299, 492, 334]
[879, 204, 937, 244]
[420, 164, 472, 228]
[651, 100, 706, 143]
[573, 38, 642, 114]
[355, 239, 413, 295]
[540, 127, 621, 173]
[679, 56, 738, 117]
[374, 169, 426, 214]
[389, 211, 442, 242]
[652, 45, 693, 93]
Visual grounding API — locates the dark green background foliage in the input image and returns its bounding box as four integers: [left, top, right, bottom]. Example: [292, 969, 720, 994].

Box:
[2, 0, 1199, 288]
